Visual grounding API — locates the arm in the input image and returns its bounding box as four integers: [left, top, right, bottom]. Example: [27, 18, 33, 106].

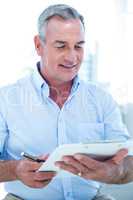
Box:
[0, 111, 55, 187]
[0, 160, 18, 182]
[0, 94, 56, 188]
[55, 149, 133, 184]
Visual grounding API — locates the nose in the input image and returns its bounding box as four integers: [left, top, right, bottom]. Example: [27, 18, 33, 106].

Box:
[64, 50, 78, 66]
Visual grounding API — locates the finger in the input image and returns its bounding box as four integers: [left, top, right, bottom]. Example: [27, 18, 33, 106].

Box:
[19, 160, 42, 172]
[111, 148, 128, 164]
[25, 161, 42, 171]
[55, 161, 79, 175]
[34, 171, 56, 181]
[61, 155, 89, 173]
[74, 154, 103, 170]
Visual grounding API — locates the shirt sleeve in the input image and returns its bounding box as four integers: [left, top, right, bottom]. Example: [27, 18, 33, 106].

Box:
[0, 91, 8, 159]
[100, 89, 129, 140]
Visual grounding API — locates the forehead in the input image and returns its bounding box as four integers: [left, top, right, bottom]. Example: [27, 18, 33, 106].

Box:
[45, 16, 85, 42]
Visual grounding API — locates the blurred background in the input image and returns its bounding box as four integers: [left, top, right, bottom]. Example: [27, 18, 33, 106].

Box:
[0, 0, 133, 199]
[0, 0, 133, 105]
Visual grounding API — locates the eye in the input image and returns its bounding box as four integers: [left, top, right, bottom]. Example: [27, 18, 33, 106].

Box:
[54, 43, 65, 49]
[75, 43, 85, 49]
[57, 45, 65, 49]
[75, 45, 83, 49]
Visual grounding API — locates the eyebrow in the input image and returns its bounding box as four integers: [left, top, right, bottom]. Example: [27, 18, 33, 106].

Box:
[54, 40, 85, 45]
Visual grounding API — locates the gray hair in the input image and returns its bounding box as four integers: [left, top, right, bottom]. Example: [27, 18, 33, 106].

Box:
[38, 4, 84, 42]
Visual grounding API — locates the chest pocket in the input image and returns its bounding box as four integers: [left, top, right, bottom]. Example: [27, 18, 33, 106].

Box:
[76, 122, 104, 142]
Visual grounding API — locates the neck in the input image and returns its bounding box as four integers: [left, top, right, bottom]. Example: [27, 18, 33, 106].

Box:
[49, 80, 73, 108]
[49, 81, 73, 93]
[47, 78, 73, 100]
[39, 68, 73, 108]
[39, 65, 73, 91]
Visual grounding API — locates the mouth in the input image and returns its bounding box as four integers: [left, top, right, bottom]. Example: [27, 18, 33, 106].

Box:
[59, 64, 77, 69]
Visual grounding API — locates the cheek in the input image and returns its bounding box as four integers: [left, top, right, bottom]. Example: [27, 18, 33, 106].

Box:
[78, 51, 84, 62]
[47, 50, 62, 63]
[43, 53, 57, 67]
[81, 49, 84, 57]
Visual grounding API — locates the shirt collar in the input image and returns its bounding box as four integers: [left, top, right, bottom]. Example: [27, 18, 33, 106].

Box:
[31, 62, 49, 97]
[71, 75, 80, 94]
[32, 62, 81, 98]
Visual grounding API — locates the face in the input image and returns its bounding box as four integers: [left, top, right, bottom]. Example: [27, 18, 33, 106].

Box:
[34, 16, 85, 85]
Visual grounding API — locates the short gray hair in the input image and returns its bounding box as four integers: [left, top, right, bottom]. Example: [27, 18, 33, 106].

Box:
[38, 4, 84, 41]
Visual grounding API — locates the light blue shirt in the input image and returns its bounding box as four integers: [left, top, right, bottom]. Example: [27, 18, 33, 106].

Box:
[0, 64, 129, 200]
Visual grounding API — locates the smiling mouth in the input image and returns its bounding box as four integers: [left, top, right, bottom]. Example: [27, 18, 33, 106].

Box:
[59, 64, 77, 69]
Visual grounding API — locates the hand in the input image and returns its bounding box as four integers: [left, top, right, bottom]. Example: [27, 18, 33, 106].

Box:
[15, 155, 56, 188]
[55, 149, 128, 184]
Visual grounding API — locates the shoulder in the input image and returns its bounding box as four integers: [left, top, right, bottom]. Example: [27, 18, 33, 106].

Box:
[0, 74, 32, 109]
[79, 80, 117, 110]
[0, 74, 31, 95]
[80, 80, 110, 98]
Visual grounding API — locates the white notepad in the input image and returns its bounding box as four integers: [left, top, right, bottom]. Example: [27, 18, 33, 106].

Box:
[38, 139, 133, 172]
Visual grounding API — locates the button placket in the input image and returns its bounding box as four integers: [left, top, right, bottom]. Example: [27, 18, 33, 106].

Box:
[57, 108, 68, 145]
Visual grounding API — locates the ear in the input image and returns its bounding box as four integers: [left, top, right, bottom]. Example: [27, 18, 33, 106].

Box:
[34, 35, 44, 56]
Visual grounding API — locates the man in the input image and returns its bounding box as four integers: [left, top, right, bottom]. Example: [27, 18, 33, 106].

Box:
[0, 4, 130, 200]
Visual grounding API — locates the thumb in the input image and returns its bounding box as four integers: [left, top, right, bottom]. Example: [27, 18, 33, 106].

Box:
[38, 154, 49, 161]
[111, 148, 128, 164]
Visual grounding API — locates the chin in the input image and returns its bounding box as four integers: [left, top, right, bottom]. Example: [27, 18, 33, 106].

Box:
[60, 74, 77, 83]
